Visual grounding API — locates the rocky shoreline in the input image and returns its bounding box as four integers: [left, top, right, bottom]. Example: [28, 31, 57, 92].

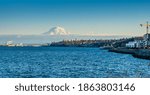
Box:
[132, 49, 150, 60]
[104, 47, 150, 60]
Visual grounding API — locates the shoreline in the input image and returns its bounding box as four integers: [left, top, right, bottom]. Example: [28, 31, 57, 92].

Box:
[104, 47, 150, 60]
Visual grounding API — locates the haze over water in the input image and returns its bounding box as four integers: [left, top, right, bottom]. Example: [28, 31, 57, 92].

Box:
[0, 35, 129, 44]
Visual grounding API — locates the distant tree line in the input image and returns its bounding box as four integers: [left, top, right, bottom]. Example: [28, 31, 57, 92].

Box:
[50, 37, 142, 48]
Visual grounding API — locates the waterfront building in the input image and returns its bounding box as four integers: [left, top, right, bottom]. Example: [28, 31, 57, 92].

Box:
[6, 41, 15, 47]
[143, 33, 150, 47]
[140, 21, 150, 48]
[126, 40, 143, 48]
[126, 33, 150, 48]
[16, 43, 23, 47]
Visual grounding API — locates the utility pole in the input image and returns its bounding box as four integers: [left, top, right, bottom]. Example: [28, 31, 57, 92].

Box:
[140, 21, 150, 48]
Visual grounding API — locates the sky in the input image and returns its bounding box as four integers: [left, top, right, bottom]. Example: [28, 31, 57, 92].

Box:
[0, 0, 150, 36]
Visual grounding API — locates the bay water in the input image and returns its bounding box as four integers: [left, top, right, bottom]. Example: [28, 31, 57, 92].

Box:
[0, 47, 149, 78]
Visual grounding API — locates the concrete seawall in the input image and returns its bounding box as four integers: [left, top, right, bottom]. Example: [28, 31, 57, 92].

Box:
[133, 49, 150, 60]
[108, 48, 136, 54]
[105, 47, 150, 60]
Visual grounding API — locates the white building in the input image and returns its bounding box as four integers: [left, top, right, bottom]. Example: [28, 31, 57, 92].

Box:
[6, 41, 15, 46]
[16, 43, 23, 47]
[126, 40, 143, 48]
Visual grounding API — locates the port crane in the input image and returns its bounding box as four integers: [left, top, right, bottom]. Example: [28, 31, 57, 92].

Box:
[140, 21, 150, 48]
[140, 21, 150, 34]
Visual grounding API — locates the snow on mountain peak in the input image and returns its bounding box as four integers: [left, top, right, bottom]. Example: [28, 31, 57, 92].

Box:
[43, 26, 69, 35]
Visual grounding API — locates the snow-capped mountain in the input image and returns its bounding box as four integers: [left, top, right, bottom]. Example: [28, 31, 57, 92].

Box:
[43, 26, 69, 35]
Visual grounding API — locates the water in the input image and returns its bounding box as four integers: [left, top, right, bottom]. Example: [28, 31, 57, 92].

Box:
[0, 47, 150, 78]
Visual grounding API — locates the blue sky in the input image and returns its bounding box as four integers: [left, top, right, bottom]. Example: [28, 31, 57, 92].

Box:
[0, 0, 150, 36]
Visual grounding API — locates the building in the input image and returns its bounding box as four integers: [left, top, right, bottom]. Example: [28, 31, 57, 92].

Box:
[143, 33, 150, 47]
[16, 43, 23, 47]
[6, 41, 15, 46]
[126, 40, 143, 48]
[6, 41, 24, 47]
[126, 33, 150, 48]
